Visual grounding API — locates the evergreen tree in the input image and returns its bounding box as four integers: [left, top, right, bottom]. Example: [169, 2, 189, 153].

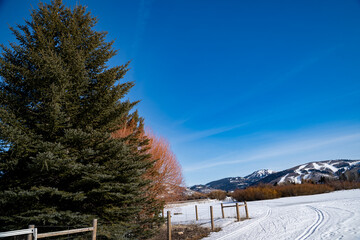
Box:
[0, 0, 162, 238]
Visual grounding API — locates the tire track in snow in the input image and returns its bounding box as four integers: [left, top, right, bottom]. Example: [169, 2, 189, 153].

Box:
[215, 207, 272, 240]
[295, 206, 325, 240]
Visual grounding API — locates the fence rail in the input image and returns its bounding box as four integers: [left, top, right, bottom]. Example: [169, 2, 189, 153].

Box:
[221, 201, 249, 220]
[0, 228, 35, 238]
[0, 219, 97, 240]
[37, 227, 94, 239]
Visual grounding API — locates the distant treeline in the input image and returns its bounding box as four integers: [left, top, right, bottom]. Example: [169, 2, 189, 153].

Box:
[231, 180, 360, 202]
[186, 180, 360, 201]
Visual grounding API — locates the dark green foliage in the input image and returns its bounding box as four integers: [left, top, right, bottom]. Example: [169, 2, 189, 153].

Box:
[0, 0, 162, 238]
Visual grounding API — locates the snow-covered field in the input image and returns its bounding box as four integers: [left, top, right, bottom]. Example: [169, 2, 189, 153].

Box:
[165, 189, 360, 240]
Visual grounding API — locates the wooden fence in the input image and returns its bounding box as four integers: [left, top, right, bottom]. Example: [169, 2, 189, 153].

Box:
[0, 219, 97, 240]
[220, 201, 249, 221]
[166, 201, 250, 240]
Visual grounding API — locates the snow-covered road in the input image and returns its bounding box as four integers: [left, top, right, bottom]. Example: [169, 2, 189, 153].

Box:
[166, 189, 360, 240]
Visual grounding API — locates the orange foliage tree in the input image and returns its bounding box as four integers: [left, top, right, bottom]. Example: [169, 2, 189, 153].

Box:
[112, 122, 185, 202]
[145, 130, 185, 202]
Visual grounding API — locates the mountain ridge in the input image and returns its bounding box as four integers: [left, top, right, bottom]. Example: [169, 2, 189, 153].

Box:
[190, 159, 360, 192]
[253, 159, 360, 186]
[190, 169, 275, 193]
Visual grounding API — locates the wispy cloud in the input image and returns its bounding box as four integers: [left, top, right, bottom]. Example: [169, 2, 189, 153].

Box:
[173, 122, 249, 144]
[186, 45, 343, 125]
[184, 129, 360, 172]
[132, 0, 153, 55]
[259, 45, 342, 91]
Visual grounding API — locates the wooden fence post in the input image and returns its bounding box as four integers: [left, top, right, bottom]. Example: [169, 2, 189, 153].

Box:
[92, 219, 97, 240]
[236, 203, 240, 222]
[210, 206, 214, 231]
[221, 203, 225, 218]
[244, 201, 249, 219]
[167, 211, 171, 240]
[195, 205, 199, 221]
[27, 225, 35, 240]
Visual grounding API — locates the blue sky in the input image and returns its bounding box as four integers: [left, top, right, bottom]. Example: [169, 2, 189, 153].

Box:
[1, 0, 359, 186]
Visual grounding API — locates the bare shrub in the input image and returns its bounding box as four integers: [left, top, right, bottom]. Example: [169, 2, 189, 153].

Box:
[277, 183, 334, 197]
[327, 181, 360, 190]
[232, 185, 280, 201]
[232, 182, 341, 202]
[207, 190, 227, 200]
[185, 192, 207, 200]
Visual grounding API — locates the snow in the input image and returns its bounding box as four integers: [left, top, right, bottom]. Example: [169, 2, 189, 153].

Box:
[294, 164, 306, 175]
[322, 162, 339, 172]
[166, 189, 360, 240]
[288, 160, 360, 184]
[278, 173, 289, 184]
[312, 162, 321, 170]
[257, 169, 266, 176]
[230, 177, 243, 183]
[256, 169, 275, 176]
[310, 161, 340, 173]
[349, 160, 360, 166]
[303, 174, 311, 180]
[295, 175, 302, 184]
[246, 169, 274, 179]
[286, 175, 303, 184]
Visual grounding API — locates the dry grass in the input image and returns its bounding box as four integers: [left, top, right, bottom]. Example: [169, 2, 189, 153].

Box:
[207, 190, 227, 200]
[327, 181, 360, 190]
[232, 181, 360, 202]
[185, 192, 207, 201]
[150, 224, 219, 240]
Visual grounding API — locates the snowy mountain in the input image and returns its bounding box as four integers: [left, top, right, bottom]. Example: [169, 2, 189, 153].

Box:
[245, 169, 275, 181]
[254, 159, 360, 185]
[190, 159, 360, 193]
[190, 184, 217, 194]
[190, 169, 275, 192]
